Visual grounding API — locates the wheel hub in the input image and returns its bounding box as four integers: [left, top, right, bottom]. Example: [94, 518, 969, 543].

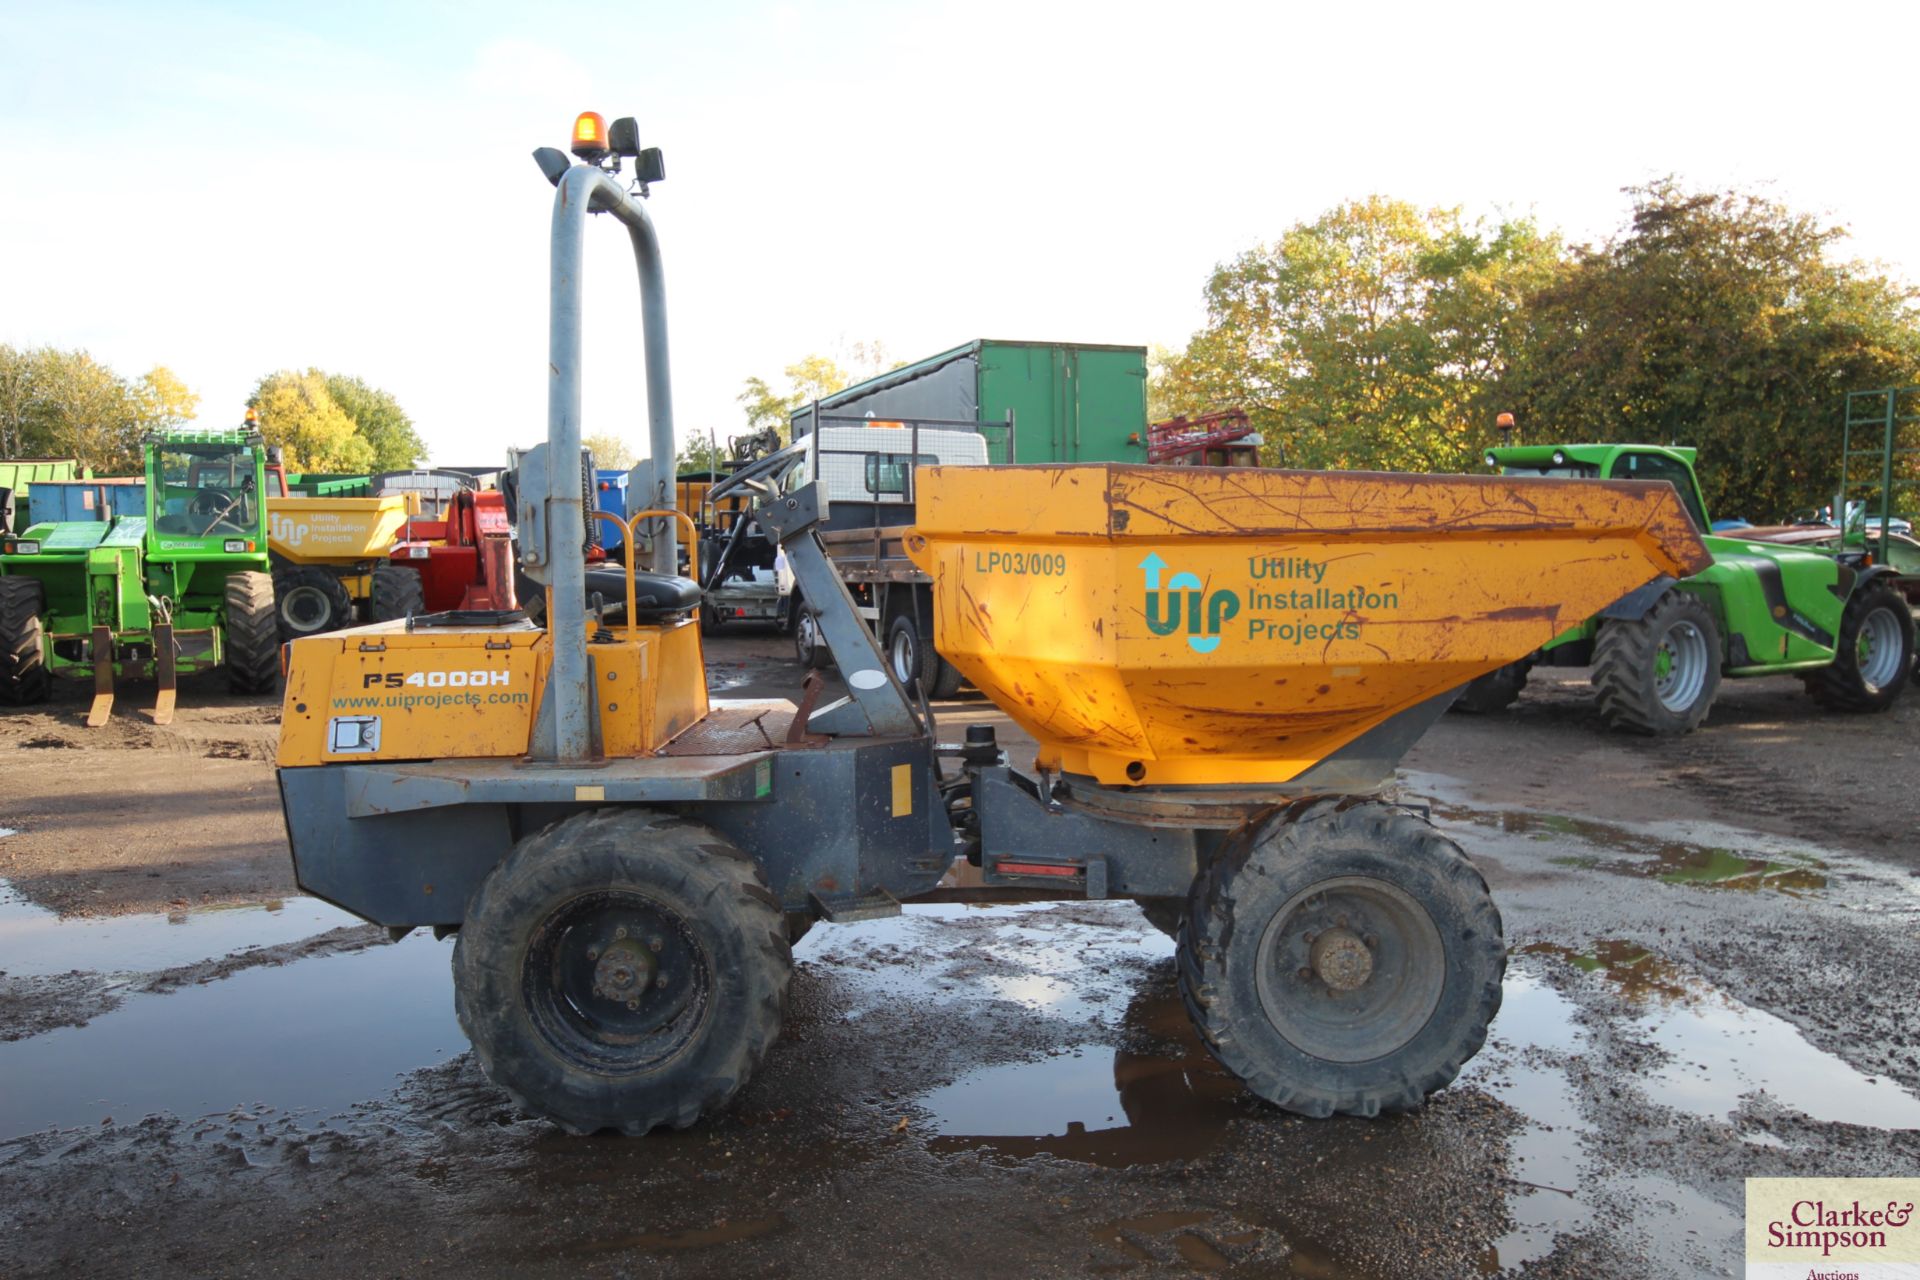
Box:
[1308, 926, 1373, 992]
[1859, 606, 1903, 690]
[524, 893, 708, 1072]
[1256, 877, 1446, 1064]
[282, 586, 328, 630]
[591, 941, 657, 1005]
[1654, 619, 1708, 712]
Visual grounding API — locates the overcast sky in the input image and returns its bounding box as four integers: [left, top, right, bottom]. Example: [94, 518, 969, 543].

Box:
[2, 0, 1914, 467]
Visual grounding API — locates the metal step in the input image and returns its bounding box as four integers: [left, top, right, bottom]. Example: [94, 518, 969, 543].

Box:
[808, 888, 902, 923]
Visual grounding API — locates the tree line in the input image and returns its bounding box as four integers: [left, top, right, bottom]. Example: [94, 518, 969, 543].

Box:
[1154, 181, 1920, 522]
[0, 346, 200, 474]
[0, 349, 424, 476]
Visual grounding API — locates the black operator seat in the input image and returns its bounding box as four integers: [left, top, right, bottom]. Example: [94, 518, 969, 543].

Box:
[583, 566, 703, 623]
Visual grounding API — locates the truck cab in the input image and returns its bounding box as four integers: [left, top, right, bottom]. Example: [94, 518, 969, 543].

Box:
[804, 424, 990, 529]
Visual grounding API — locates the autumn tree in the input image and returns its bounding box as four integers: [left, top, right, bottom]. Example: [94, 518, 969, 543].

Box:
[735, 341, 898, 444]
[1158, 198, 1566, 473]
[676, 433, 725, 475]
[0, 345, 200, 472]
[248, 370, 375, 472]
[1502, 182, 1920, 520]
[581, 432, 636, 470]
[249, 369, 425, 473]
[736, 376, 796, 443]
[324, 374, 424, 471]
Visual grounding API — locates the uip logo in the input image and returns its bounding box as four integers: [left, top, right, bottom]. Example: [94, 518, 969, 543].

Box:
[1141, 553, 1239, 654]
[270, 512, 309, 547]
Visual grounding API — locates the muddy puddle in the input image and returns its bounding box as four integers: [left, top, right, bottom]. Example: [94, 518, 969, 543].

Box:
[1471, 946, 1920, 1272]
[918, 994, 1250, 1168]
[0, 895, 460, 1139]
[1518, 938, 1920, 1128]
[5, 799, 1920, 1277]
[0, 881, 359, 978]
[1413, 786, 1836, 897]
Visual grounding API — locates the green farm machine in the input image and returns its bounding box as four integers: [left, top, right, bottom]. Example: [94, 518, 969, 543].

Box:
[1457, 440, 1915, 733]
[0, 427, 280, 724]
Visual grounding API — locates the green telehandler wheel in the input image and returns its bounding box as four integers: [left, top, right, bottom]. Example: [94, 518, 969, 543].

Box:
[224, 572, 281, 695]
[0, 576, 50, 705]
[1592, 589, 1721, 735]
[1804, 580, 1915, 711]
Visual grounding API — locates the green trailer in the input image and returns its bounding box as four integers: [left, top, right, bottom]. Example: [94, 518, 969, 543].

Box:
[0, 457, 89, 532]
[1456, 441, 1915, 733]
[789, 339, 1149, 464]
[0, 427, 279, 724]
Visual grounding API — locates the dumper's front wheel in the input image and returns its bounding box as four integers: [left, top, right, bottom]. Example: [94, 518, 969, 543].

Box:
[454, 809, 791, 1135]
[1178, 800, 1504, 1119]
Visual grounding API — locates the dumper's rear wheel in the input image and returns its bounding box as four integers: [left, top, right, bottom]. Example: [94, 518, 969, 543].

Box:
[223, 572, 280, 694]
[273, 564, 353, 639]
[1178, 800, 1504, 1119]
[454, 809, 791, 1135]
[1591, 590, 1720, 734]
[368, 564, 425, 623]
[1451, 659, 1531, 715]
[0, 576, 50, 706]
[1804, 580, 1914, 712]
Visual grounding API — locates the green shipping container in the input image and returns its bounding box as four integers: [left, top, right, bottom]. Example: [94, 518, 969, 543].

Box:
[791, 340, 1148, 465]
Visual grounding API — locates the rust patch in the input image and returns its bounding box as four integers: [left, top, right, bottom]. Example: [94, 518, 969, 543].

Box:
[1481, 604, 1560, 623]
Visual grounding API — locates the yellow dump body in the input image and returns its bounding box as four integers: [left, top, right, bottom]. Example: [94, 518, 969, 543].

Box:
[905, 464, 1711, 787]
[267, 493, 418, 565]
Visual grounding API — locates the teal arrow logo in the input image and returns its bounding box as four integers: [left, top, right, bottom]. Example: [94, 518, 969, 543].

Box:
[1139, 552, 1167, 590]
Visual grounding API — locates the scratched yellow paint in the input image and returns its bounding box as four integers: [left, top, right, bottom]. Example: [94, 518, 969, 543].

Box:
[906, 464, 1709, 787]
[277, 615, 709, 766]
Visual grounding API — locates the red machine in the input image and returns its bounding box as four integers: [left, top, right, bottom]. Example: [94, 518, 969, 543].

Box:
[1147, 409, 1261, 466]
[389, 489, 520, 612]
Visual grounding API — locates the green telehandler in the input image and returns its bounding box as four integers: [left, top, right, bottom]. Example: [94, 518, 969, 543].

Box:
[1456, 441, 1914, 733]
[0, 427, 280, 724]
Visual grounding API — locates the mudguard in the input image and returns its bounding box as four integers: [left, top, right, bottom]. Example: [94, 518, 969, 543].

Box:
[1597, 576, 1676, 621]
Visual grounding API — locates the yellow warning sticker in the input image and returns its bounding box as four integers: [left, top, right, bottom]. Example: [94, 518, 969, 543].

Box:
[890, 764, 912, 818]
[574, 785, 606, 802]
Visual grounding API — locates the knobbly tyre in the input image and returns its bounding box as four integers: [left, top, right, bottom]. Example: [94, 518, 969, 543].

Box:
[272, 113, 1712, 1134]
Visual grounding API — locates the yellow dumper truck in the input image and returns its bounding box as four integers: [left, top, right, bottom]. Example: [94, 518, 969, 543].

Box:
[272, 114, 1710, 1135]
[265, 487, 425, 637]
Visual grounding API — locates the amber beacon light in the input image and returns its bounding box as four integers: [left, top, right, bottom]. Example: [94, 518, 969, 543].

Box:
[571, 111, 608, 159]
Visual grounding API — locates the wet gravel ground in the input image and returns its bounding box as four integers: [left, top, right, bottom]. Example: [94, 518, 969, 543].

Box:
[2, 639, 1919, 1277]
